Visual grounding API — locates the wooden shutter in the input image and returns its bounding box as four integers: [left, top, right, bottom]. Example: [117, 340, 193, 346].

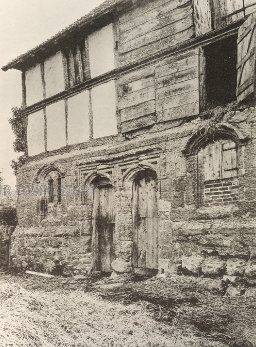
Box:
[222, 140, 238, 178]
[203, 142, 222, 180]
[237, 13, 256, 102]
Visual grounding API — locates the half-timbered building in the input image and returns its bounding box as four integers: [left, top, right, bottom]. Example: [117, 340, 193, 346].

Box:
[3, 0, 256, 282]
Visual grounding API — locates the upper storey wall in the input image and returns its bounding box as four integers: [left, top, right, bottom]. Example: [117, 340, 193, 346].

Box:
[21, 0, 256, 157]
[118, 0, 194, 66]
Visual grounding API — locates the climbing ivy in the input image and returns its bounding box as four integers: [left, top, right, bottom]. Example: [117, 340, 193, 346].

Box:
[9, 106, 26, 153]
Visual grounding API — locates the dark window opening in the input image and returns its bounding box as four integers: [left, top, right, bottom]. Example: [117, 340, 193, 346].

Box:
[204, 36, 237, 108]
[48, 179, 54, 203]
[57, 177, 62, 203]
[64, 40, 87, 88]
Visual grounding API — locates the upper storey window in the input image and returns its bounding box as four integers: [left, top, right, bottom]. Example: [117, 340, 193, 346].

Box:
[203, 36, 237, 108]
[88, 23, 115, 78]
[64, 40, 88, 88]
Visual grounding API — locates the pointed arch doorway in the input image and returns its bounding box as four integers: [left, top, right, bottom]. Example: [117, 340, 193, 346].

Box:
[132, 169, 158, 270]
[92, 176, 115, 273]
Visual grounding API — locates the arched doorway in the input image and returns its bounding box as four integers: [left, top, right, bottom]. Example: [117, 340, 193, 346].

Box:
[92, 176, 115, 272]
[132, 169, 158, 270]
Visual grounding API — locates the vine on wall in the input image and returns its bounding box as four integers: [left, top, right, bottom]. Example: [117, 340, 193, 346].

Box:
[9, 106, 27, 174]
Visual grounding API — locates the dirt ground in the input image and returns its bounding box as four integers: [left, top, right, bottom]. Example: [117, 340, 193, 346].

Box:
[0, 272, 255, 347]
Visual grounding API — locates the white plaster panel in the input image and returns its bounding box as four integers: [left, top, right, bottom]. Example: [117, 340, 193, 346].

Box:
[67, 90, 90, 145]
[91, 80, 117, 138]
[25, 64, 44, 106]
[46, 100, 66, 151]
[44, 52, 65, 98]
[27, 110, 45, 156]
[88, 23, 115, 78]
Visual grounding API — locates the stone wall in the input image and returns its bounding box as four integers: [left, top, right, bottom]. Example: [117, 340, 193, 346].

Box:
[11, 106, 256, 287]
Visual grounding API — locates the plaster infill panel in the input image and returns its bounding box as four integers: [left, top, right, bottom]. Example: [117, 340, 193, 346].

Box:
[88, 23, 115, 78]
[25, 64, 44, 106]
[44, 52, 65, 98]
[67, 90, 90, 145]
[46, 100, 66, 151]
[91, 80, 117, 138]
[27, 110, 45, 156]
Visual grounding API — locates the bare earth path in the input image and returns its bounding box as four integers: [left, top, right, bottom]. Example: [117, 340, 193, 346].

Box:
[0, 273, 255, 347]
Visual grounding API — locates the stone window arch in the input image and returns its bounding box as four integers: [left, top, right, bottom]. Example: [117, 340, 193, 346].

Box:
[182, 123, 249, 207]
[34, 165, 64, 219]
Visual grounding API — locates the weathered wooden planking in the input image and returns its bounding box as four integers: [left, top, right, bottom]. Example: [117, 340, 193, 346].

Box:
[119, 86, 155, 110]
[244, 0, 256, 14]
[132, 174, 158, 269]
[237, 13, 256, 102]
[119, 0, 189, 31]
[121, 3, 192, 44]
[159, 101, 199, 122]
[119, 66, 155, 85]
[156, 90, 199, 111]
[222, 0, 244, 24]
[120, 27, 194, 66]
[157, 78, 198, 100]
[120, 100, 156, 122]
[245, 3, 256, 15]
[156, 49, 199, 78]
[193, 0, 212, 35]
[94, 183, 114, 272]
[119, 76, 155, 96]
[156, 66, 198, 89]
[121, 114, 156, 133]
[119, 13, 193, 54]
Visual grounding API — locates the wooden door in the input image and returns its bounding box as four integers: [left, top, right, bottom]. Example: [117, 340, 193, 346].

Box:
[92, 179, 114, 272]
[132, 171, 158, 269]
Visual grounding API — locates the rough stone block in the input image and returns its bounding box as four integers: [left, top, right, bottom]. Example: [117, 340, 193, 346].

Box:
[222, 275, 241, 285]
[226, 258, 246, 276]
[244, 288, 256, 297]
[111, 259, 131, 273]
[202, 257, 226, 276]
[225, 286, 243, 297]
[199, 278, 223, 293]
[181, 255, 204, 275]
[245, 261, 256, 279]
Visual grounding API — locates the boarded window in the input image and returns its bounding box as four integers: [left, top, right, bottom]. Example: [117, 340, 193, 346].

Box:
[64, 41, 87, 88]
[27, 110, 45, 156]
[237, 13, 256, 102]
[201, 139, 238, 181]
[91, 80, 117, 138]
[88, 23, 115, 78]
[204, 36, 237, 108]
[46, 100, 66, 151]
[67, 90, 90, 145]
[44, 52, 66, 98]
[25, 64, 44, 106]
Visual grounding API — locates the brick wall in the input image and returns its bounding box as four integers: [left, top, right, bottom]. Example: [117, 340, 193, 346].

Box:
[204, 177, 239, 206]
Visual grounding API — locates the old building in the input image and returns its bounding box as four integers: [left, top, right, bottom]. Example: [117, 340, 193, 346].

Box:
[2, 0, 256, 281]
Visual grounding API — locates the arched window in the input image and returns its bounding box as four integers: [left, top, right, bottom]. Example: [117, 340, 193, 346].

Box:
[45, 171, 62, 204]
[197, 138, 239, 206]
[198, 139, 238, 181]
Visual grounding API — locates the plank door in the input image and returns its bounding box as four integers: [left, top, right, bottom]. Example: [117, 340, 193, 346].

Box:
[132, 171, 158, 269]
[92, 180, 114, 272]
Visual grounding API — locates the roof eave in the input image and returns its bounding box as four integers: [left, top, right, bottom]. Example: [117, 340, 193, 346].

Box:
[2, 0, 130, 72]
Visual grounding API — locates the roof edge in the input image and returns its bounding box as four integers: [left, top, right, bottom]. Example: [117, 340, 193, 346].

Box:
[2, 0, 129, 72]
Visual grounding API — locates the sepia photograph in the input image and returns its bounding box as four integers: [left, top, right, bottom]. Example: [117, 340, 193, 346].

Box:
[0, 0, 256, 346]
